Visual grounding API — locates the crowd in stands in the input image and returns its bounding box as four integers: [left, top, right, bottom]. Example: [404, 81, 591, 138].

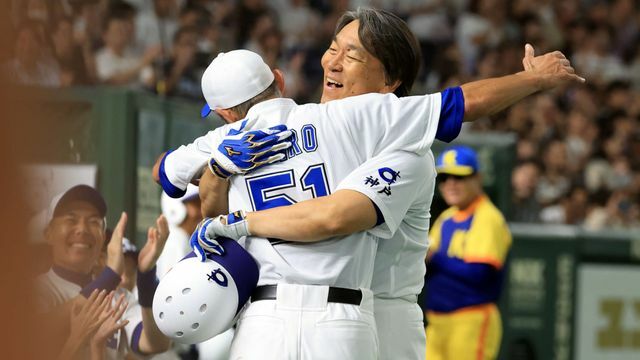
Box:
[6, 0, 639, 230]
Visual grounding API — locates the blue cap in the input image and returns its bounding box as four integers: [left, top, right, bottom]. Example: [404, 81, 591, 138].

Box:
[435, 145, 479, 176]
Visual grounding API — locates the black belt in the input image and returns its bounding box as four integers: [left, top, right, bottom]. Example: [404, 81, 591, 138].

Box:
[251, 285, 363, 306]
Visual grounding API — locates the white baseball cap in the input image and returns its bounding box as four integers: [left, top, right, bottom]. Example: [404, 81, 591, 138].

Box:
[200, 50, 275, 118]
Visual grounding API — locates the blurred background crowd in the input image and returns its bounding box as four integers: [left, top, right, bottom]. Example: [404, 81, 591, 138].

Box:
[5, 0, 640, 231]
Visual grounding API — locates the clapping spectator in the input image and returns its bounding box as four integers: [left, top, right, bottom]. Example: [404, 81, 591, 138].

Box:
[36, 185, 170, 359]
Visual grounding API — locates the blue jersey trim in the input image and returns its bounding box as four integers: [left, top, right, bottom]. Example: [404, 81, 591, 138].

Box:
[159, 150, 187, 198]
[131, 321, 144, 354]
[436, 87, 464, 143]
[80, 267, 120, 298]
[371, 200, 385, 226]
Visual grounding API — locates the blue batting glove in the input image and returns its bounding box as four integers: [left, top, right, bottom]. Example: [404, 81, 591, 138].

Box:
[191, 212, 250, 264]
[208, 124, 293, 179]
[190, 218, 226, 262]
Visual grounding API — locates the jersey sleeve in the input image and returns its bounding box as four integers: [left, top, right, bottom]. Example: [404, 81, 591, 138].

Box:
[435, 87, 464, 142]
[335, 150, 433, 239]
[159, 129, 225, 198]
[324, 92, 442, 158]
[464, 203, 512, 269]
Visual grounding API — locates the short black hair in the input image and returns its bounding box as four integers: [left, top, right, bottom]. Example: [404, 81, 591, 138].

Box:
[229, 80, 281, 119]
[334, 8, 422, 97]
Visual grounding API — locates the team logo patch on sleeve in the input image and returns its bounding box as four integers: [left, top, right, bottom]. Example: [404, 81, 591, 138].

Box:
[363, 167, 400, 197]
[378, 167, 401, 185]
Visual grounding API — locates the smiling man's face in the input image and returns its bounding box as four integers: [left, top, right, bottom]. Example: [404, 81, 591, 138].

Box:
[46, 201, 106, 274]
[320, 20, 396, 103]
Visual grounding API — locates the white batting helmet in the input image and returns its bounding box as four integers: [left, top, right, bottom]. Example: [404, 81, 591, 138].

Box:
[152, 237, 259, 344]
[161, 184, 199, 226]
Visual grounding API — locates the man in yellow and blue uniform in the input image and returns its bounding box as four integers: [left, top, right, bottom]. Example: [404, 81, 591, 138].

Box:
[424, 145, 512, 360]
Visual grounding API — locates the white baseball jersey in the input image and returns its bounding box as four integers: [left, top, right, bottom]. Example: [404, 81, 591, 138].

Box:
[36, 267, 143, 360]
[162, 92, 444, 289]
[337, 150, 435, 299]
[336, 151, 435, 360]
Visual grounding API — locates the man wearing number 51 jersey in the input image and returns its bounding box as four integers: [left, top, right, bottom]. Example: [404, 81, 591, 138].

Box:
[156, 12, 583, 358]
[159, 47, 459, 359]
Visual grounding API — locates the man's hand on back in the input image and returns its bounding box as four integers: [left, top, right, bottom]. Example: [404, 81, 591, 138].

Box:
[208, 124, 293, 179]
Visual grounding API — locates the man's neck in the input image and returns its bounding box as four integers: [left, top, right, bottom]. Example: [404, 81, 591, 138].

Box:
[457, 193, 484, 212]
[52, 264, 92, 287]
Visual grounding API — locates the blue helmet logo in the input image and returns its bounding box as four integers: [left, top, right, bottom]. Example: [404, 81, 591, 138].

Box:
[207, 268, 228, 287]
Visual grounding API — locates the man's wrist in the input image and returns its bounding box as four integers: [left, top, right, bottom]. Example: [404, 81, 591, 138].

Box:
[227, 211, 251, 238]
[61, 336, 85, 357]
[516, 71, 544, 92]
[105, 260, 123, 275]
[80, 267, 120, 298]
[137, 266, 159, 308]
[208, 157, 233, 179]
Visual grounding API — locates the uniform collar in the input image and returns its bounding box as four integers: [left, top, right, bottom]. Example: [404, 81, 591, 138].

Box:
[52, 265, 93, 287]
[245, 98, 297, 119]
[452, 195, 486, 222]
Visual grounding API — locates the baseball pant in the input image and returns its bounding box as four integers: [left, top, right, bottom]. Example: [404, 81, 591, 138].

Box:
[196, 327, 234, 360]
[425, 303, 502, 360]
[374, 297, 426, 360]
[229, 284, 378, 360]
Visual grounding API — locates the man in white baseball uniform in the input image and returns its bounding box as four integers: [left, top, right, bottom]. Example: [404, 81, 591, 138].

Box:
[155, 8, 583, 360]
[189, 46, 451, 359]
[36, 185, 172, 359]
[173, 35, 581, 360]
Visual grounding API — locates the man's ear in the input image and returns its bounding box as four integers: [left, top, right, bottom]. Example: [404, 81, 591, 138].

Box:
[383, 79, 402, 94]
[214, 108, 241, 124]
[472, 173, 483, 191]
[44, 223, 54, 245]
[273, 69, 286, 96]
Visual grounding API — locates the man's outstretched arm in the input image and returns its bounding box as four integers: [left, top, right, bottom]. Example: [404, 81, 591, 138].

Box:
[461, 44, 585, 122]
